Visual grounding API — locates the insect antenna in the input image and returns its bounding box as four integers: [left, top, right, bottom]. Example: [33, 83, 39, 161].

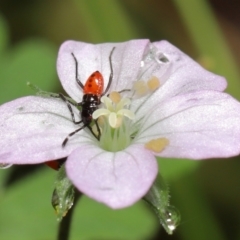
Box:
[102, 47, 115, 95]
[71, 52, 84, 89]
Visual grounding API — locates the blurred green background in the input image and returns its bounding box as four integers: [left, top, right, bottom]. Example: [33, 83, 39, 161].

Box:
[0, 0, 240, 239]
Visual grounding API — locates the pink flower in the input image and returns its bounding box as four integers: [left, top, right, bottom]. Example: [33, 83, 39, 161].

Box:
[1, 39, 240, 209]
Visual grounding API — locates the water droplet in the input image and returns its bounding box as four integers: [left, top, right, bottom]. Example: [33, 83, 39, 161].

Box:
[156, 52, 169, 63]
[162, 206, 181, 234]
[52, 187, 75, 221]
[51, 166, 75, 221]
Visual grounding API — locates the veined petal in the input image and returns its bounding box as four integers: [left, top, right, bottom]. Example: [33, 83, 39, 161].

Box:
[136, 91, 240, 159]
[0, 96, 91, 164]
[131, 41, 227, 118]
[66, 144, 158, 209]
[152, 41, 227, 92]
[57, 40, 150, 102]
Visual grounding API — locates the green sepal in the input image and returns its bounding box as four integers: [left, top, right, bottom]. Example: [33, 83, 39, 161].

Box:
[51, 164, 75, 221]
[143, 173, 180, 235]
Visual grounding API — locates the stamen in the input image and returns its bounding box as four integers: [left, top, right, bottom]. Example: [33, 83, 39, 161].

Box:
[92, 94, 136, 152]
[92, 108, 110, 119]
[145, 138, 169, 153]
[101, 96, 113, 111]
[133, 77, 160, 97]
[109, 91, 121, 104]
[133, 80, 148, 96]
[93, 95, 135, 129]
[147, 76, 160, 91]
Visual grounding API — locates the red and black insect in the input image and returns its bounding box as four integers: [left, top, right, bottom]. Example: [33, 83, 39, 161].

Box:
[60, 47, 115, 147]
[45, 158, 66, 170]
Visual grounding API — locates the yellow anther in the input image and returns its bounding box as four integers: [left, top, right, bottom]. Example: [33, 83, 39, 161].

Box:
[109, 91, 121, 104]
[147, 76, 160, 91]
[145, 138, 169, 153]
[133, 80, 148, 96]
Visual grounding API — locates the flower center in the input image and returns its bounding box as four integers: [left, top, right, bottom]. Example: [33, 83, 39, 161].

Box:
[91, 75, 162, 152]
[92, 93, 135, 152]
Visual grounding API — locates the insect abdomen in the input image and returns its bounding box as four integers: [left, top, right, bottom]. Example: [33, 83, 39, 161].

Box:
[83, 71, 104, 96]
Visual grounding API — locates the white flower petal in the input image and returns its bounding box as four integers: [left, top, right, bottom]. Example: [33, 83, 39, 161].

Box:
[131, 41, 227, 119]
[57, 40, 150, 102]
[0, 96, 91, 164]
[136, 91, 240, 159]
[66, 144, 158, 209]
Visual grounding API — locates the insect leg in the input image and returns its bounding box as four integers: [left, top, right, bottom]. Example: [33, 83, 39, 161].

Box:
[87, 124, 100, 141]
[94, 119, 101, 139]
[102, 47, 115, 96]
[106, 88, 131, 98]
[71, 52, 84, 89]
[59, 93, 82, 124]
[50, 93, 78, 106]
[118, 89, 131, 94]
[62, 124, 87, 147]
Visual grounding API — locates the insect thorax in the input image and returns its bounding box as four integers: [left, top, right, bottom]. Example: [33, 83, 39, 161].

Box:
[81, 94, 101, 124]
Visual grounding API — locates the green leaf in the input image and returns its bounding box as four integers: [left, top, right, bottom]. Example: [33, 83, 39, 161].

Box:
[0, 167, 57, 240]
[71, 196, 158, 240]
[0, 40, 57, 104]
[173, 0, 240, 100]
[0, 14, 8, 53]
[0, 166, 158, 240]
[158, 157, 199, 180]
[74, 0, 138, 42]
[171, 173, 226, 240]
[0, 169, 10, 200]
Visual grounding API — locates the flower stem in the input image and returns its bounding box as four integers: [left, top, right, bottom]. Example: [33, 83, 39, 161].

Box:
[57, 191, 81, 240]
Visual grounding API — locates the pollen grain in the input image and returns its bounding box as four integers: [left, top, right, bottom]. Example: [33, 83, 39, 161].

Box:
[147, 76, 160, 91]
[133, 80, 148, 96]
[109, 91, 121, 104]
[145, 137, 169, 153]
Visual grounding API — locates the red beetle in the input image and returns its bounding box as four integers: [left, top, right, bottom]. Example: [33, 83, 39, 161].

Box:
[60, 47, 115, 147]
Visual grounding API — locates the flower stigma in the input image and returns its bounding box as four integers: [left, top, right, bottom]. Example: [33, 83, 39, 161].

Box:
[92, 93, 135, 152]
